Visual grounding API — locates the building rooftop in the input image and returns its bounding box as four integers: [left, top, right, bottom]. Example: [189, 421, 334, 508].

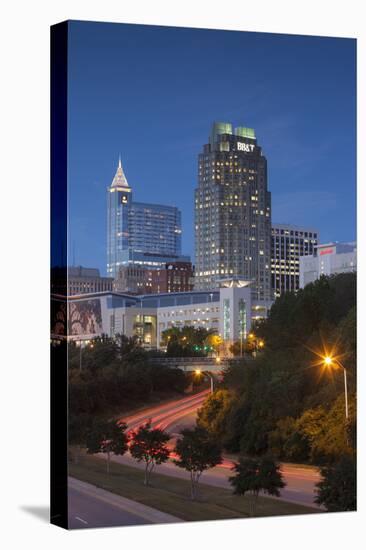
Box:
[210, 121, 256, 145]
[272, 223, 319, 232]
[315, 242, 356, 255]
[218, 277, 252, 288]
[68, 266, 101, 278]
[111, 156, 129, 188]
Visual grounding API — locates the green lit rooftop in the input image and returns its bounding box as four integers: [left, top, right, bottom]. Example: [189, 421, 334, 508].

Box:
[210, 121, 256, 144]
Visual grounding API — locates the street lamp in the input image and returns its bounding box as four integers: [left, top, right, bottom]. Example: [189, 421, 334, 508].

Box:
[247, 333, 264, 356]
[79, 340, 83, 371]
[322, 355, 349, 420]
[195, 368, 214, 394]
[78, 339, 94, 371]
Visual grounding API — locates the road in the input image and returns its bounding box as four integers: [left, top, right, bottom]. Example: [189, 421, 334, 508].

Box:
[122, 389, 210, 434]
[113, 389, 322, 509]
[68, 486, 149, 529]
[68, 478, 180, 529]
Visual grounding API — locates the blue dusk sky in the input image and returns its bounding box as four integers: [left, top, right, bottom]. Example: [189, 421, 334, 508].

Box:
[67, 21, 356, 276]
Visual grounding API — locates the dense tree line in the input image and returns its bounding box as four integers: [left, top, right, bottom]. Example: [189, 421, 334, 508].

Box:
[68, 334, 189, 442]
[198, 274, 356, 467]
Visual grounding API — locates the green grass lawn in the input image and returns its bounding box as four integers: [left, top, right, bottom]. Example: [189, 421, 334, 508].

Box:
[69, 451, 320, 523]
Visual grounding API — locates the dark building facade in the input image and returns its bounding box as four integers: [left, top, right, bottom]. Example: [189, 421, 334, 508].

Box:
[68, 266, 114, 295]
[113, 265, 151, 294]
[113, 261, 194, 295]
[150, 261, 194, 294]
[271, 224, 318, 297]
[51, 266, 114, 296]
[195, 122, 272, 301]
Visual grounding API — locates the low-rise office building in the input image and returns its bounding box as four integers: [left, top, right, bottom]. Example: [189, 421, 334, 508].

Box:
[113, 265, 151, 294]
[63, 277, 273, 350]
[113, 261, 194, 295]
[299, 242, 356, 288]
[68, 266, 114, 295]
[150, 261, 194, 294]
[51, 266, 114, 296]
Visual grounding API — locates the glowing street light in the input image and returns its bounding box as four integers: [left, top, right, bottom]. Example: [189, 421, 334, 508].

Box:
[195, 368, 214, 393]
[322, 355, 348, 420]
[78, 339, 94, 371]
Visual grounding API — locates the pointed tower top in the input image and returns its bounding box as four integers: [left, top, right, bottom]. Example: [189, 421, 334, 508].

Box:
[111, 156, 129, 188]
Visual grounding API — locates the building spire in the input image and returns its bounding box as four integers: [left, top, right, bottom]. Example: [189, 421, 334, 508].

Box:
[111, 155, 129, 188]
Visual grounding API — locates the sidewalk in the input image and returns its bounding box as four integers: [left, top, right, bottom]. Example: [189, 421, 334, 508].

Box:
[68, 477, 183, 524]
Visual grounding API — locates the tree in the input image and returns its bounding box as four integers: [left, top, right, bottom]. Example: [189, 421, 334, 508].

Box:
[255, 273, 356, 351]
[129, 421, 170, 486]
[162, 326, 216, 357]
[229, 456, 286, 516]
[149, 364, 189, 394]
[315, 456, 356, 511]
[173, 426, 222, 500]
[86, 419, 128, 474]
[205, 333, 223, 354]
[197, 389, 234, 440]
[296, 396, 356, 463]
[268, 416, 309, 462]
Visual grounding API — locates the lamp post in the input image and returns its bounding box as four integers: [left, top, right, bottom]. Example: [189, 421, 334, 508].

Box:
[322, 354, 350, 447]
[258, 339, 265, 351]
[79, 340, 82, 372]
[79, 339, 93, 372]
[323, 356, 349, 420]
[195, 368, 214, 394]
[247, 333, 264, 356]
[247, 332, 254, 356]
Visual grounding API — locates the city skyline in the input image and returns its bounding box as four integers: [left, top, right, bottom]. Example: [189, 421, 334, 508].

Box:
[68, 22, 356, 275]
[50, 20, 357, 530]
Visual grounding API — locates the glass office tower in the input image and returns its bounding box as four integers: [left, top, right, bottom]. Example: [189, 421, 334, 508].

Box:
[107, 159, 183, 278]
[194, 122, 272, 301]
[129, 202, 182, 256]
[107, 158, 132, 278]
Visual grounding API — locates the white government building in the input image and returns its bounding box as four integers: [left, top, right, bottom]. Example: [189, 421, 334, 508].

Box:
[66, 278, 272, 350]
[299, 242, 357, 288]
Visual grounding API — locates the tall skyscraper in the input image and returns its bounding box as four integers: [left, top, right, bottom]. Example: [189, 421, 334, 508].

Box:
[107, 158, 184, 278]
[195, 122, 272, 301]
[271, 224, 318, 297]
[107, 157, 132, 279]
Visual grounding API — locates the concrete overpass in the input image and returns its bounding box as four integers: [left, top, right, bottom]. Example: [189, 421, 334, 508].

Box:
[148, 355, 252, 373]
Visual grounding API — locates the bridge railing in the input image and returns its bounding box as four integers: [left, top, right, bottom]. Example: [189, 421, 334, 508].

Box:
[148, 356, 251, 364]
